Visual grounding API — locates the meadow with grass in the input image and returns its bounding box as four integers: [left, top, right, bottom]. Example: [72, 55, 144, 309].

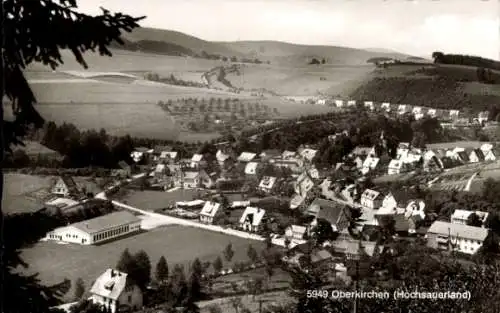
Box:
[20, 225, 266, 301]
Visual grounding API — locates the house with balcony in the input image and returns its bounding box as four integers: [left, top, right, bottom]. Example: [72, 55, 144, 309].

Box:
[426, 221, 489, 255]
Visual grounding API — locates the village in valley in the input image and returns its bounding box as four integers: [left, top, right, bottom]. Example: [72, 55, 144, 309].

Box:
[8, 94, 500, 313]
[5, 1, 500, 313]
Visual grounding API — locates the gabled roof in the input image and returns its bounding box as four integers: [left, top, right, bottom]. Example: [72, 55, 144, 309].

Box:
[361, 189, 383, 201]
[160, 151, 178, 160]
[191, 154, 204, 162]
[331, 240, 379, 257]
[307, 198, 350, 226]
[260, 149, 282, 158]
[470, 148, 485, 161]
[240, 206, 266, 226]
[56, 176, 81, 195]
[70, 211, 140, 234]
[259, 176, 277, 189]
[216, 150, 231, 162]
[363, 156, 379, 169]
[244, 162, 259, 175]
[350, 146, 373, 157]
[90, 269, 129, 300]
[237, 152, 257, 162]
[134, 147, 153, 153]
[388, 159, 403, 169]
[288, 225, 307, 235]
[451, 209, 488, 222]
[456, 151, 469, 162]
[299, 148, 318, 161]
[387, 190, 419, 207]
[184, 171, 200, 180]
[200, 201, 221, 217]
[282, 150, 297, 159]
[428, 221, 488, 241]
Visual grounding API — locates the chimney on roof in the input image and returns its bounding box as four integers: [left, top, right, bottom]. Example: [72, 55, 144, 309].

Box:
[111, 269, 115, 277]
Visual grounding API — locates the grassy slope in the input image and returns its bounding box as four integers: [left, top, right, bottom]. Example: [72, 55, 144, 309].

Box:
[220, 40, 411, 65]
[348, 63, 500, 112]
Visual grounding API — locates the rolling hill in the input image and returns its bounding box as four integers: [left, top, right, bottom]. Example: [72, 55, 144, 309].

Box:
[113, 27, 411, 65]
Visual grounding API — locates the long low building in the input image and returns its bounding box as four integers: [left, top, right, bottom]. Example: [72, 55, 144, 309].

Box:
[45, 211, 141, 245]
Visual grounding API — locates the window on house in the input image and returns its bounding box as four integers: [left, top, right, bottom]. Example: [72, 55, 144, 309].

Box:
[128, 295, 132, 303]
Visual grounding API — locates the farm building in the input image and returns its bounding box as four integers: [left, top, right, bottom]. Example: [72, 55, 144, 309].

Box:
[89, 269, 143, 313]
[45, 211, 141, 245]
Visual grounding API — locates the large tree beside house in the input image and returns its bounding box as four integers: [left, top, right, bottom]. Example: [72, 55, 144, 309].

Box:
[1, 3, 142, 313]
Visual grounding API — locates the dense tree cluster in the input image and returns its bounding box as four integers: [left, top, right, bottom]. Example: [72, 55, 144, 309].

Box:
[349, 76, 500, 113]
[432, 51, 500, 71]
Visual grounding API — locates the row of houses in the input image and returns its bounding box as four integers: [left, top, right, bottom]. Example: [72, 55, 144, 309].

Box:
[348, 141, 497, 176]
[318, 98, 489, 123]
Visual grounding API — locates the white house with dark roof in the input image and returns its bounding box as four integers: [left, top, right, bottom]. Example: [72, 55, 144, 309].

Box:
[258, 176, 277, 193]
[237, 152, 257, 163]
[364, 101, 374, 111]
[158, 151, 178, 163]
[89, 269, 143, 313]
[451, 209, 489, 227]
[360, 189, 384, 210]
[199, 201, 222, 224]
[388, 159, 404, 175]
[130, 147, 153, 163]
[335, 100, 344, 107]
[239, 207, 266, 232]
[45, 211, 141, 245]
[361, 156, 379, 175]
[469, 148, 485, 163]
[51, 176, 82, 199]
[381, 102, 391, 112]
[398, 104, 409, 115]
[426, 221, 489, 255]
[427, 109, 437, 118]
[285, 225, 308, 241]
[449, 110, 460, 119]
[190, 154, 204, 168]
[299, 148, 318, 162]
[347, 100, 356, 107]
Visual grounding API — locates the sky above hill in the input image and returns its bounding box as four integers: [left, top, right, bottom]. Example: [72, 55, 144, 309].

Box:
[78, 0, 499, 60]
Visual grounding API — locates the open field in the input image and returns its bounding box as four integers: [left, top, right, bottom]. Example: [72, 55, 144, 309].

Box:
[20, 225, 266, 301]
[118, 189, 210, 210]
[3, 173, 102, 215]
[2, 173, 53, 215]
[27, 49, 223, 74]
[227, 64, 373, 96]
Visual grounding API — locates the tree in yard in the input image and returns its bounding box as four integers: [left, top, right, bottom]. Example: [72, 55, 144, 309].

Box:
[432, 51, 444, 63]
[134, 250, 152, 289]
[247, 244, 259, 264]
[116, 248, 135, 274]
[213, 256, 224, 274]
[191, 258, 204, 278]
[467, 213, 484, 227]
[74, 278, 86, 301]
[223, 243, 235, 262]
[186, 271, 202, 303]
[167, 264, 188, 307]
[1, 3, 142, 312]
[311, 219, 337, 246]
[155, 256, 169, 283]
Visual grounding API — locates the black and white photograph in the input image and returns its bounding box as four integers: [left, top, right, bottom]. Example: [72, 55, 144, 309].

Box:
[2, 0, 500, 312]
